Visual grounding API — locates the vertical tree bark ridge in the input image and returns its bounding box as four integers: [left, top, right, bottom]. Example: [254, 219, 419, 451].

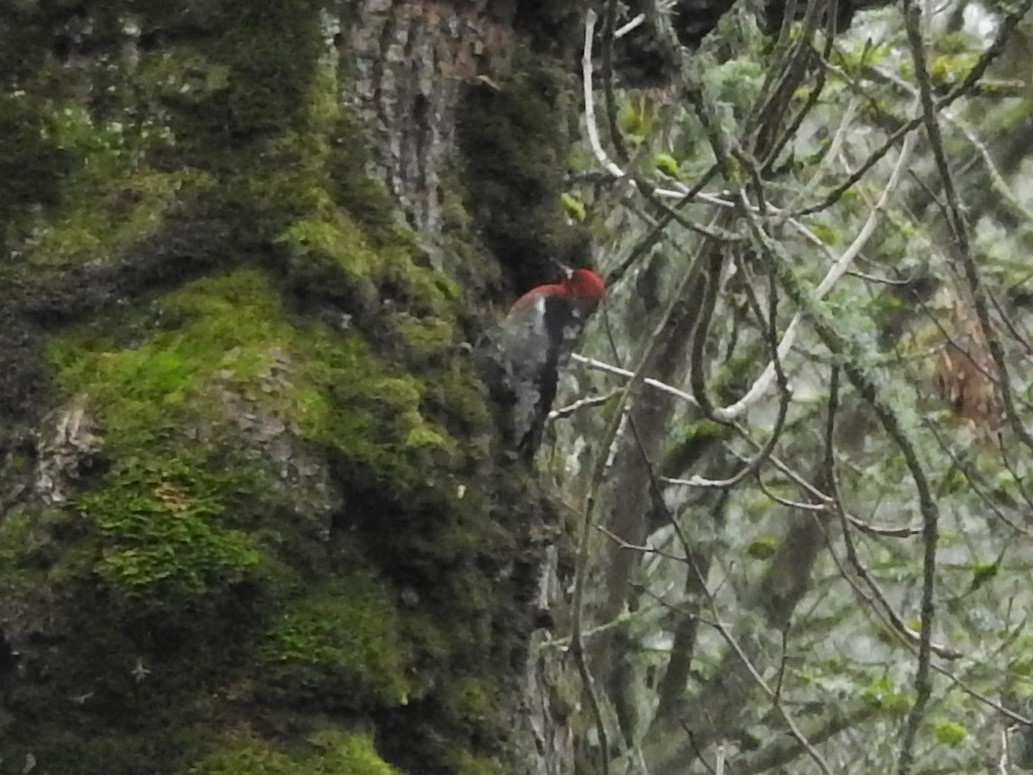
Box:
[348, 0, 515, 234]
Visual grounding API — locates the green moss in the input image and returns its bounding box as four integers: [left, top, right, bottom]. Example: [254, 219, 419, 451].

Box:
[0, 92, 75, 250]
[2, 73, 214, 274]
[48, 269, 301, 456]
[295, 354, 459, 485]
[156, 2, 325, 169]
[441, 184, 473, 232]
[135, 45, 232, 102]
[326, 110, 401, 242]
[400, 611, 452, 669]
[22, 167, 213, 268]
[0, 6, 515, 774]
[0, 725, 208, 775]
[277, 210, 457, 329]
[40, 265, 471, 617]
[0, 506, 266, 774]
[439, 747, 507, 775]
[0, 3, 516, 773]
[76, 458, 262, 599]
[264, 571, 411, 709]
[189, 729, 400, 775]
[422, 364, 493, 437]
[279, 215, 381, 288]
[458, 56, 589, 281]
[48, 268, 458, 479]
[442, 676, 500, 727]
[0, 508, 70, 592]
[3, 1, 383, 275]
[388, 313, 456, 359]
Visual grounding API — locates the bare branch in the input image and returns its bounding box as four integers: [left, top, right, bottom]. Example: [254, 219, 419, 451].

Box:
[713, 129, 916, 422]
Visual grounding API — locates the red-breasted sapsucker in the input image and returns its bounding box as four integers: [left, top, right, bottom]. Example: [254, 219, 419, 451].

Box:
[484, 268, 606, 459]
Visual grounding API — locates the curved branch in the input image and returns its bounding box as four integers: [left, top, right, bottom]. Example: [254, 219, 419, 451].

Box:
[712, 128, 916, 422]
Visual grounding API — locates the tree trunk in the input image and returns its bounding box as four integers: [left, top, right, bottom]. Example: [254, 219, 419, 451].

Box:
[0, 1, 587, 772]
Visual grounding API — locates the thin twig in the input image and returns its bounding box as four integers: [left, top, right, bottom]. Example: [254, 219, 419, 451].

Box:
[719, 127, 944, 775]
[906, 0, 1033, 466]
[571, 353, 699, 406]
[697, 613, 835, 775]
[712, 125, 916, 422]
[796, 0, 1033, 218]
[572, 15, 616, 772]
[601, 0, 627, 165]
[583, 10, 632, 182]
[614, 13, 645, 39]
[549, 389, 621, 422]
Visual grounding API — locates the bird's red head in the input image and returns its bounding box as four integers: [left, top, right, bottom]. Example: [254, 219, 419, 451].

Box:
[510, 267, 606, 314]
[563, 268, 606, 314]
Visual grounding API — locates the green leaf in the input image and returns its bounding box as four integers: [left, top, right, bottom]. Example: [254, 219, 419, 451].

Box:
[746, 536, 779, 560]
[808, 221, 842, 245]
[932, 720, 966, 746]
[560, 192, 586, 222]
[862, 675, 910, 712]
[969, 561, 999, 591]
[654, 153, 680, 178]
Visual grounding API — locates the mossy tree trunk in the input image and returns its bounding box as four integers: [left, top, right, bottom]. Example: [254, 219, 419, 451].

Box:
[0, 2, 589, 773]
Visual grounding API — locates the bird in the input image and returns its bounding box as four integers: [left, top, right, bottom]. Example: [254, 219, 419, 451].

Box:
[483, 268, 605, 459]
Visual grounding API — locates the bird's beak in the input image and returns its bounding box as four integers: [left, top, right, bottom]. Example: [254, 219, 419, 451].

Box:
[551, 260, 573, 279]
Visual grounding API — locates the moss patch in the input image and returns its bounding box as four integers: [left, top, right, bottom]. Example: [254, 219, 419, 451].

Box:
[0, 726, 209, 775]
[47, 267, 459, 483]
[457, 56, 590, 293]
[441, 676, 501, 729]
[439, 747, 507, 775]
[264, 571, 411, 709]
[76, 458, 262, 599]
[276, 208, 462, 368]
[20, 165, 213, 269]
[40, 262, 474, 608]
[0, 92, 75, 251]
[188, 729, 400, 775]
